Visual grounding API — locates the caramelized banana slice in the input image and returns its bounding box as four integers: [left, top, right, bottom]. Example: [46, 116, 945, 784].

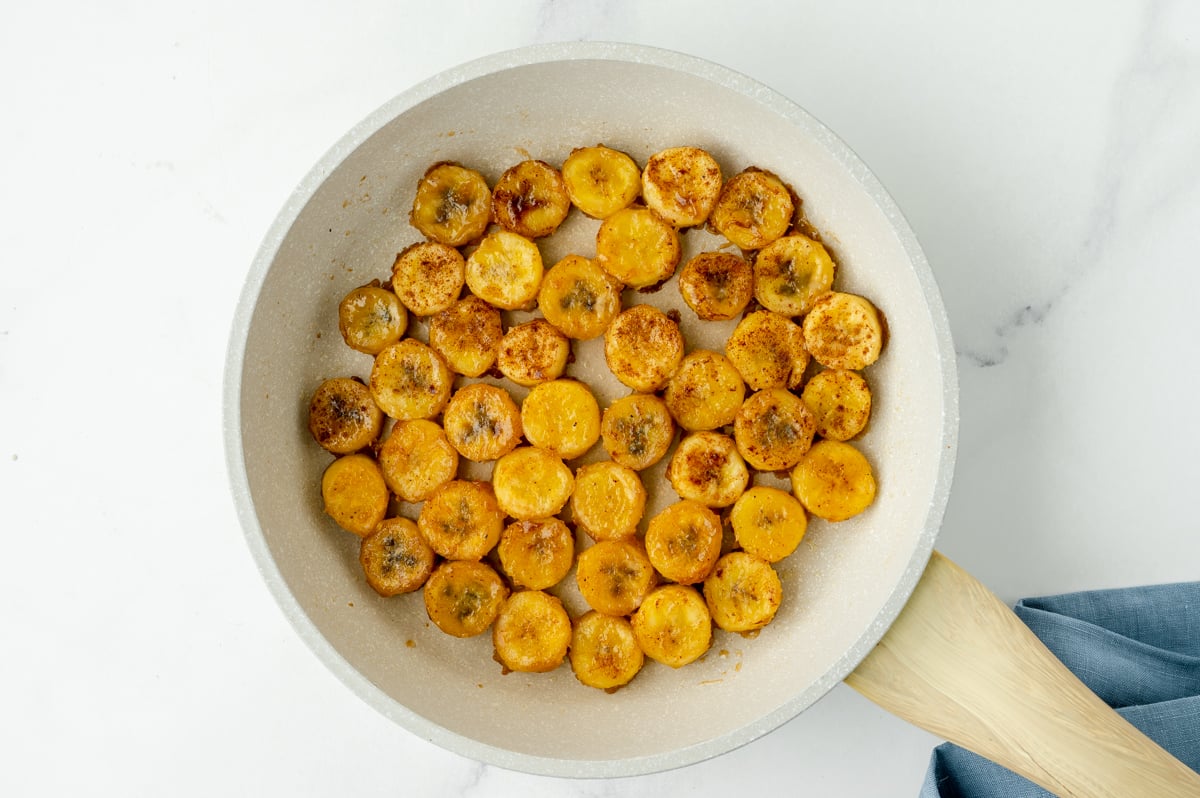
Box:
[359, 517, 435, 596]
[321, 453, 389, 537]
[464, 230, 544, 310]
[723, 310, 810, 391]
[801, 291, 884, 371]
[753, 234, 836, 317]
[641, 146, 723, 228]
[337, 284, 407, 354]
[410, 162, 491, 247]
[790, 440, 876, 522]
[709, 167, 795, 250]
[537, 254, 622, 341]
[390, 241, 465, 317]
[308, 377, 383, 455]
[377, 419, 459, 503]
[644, 500, 723, 585]
[631, 584, 712, 668]
[561, 145, 642, 219]
[491, 160, 571, 239]
[666, 431, 749, 508]
[369, 339, 452, 421]
[729, 486, 808, 563]
[521, 379, 600, 460]
[428, 295, 503, 378]
[663, 349, 746, 432]
[496, 318, 571, 387]
[570, 461, 647, 542]
[491, 446, 575, 520]
[424, 560, 509, 638]
[603, 304, 684, 392]
[492, 590, 572, 673]
[496, 518, 575, 590]
[801, 369, 872, 441]
[595, 206, 680, 289]
[600, 393, 676, 471]
[733, 388, 817, 472]
[703, 551, 782, 633]
[417, 480, 505, 561]
[442, 383, 523, 462]
[575, 538, 658, 616]
[569, 611, 644, 691]
[677, 251, 753, 321]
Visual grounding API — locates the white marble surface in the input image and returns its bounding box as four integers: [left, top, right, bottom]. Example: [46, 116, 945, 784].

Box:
[2, 1, 1198, 795]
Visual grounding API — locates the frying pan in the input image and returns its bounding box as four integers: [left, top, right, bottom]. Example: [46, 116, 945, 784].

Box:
[223, 43, 1200, 794]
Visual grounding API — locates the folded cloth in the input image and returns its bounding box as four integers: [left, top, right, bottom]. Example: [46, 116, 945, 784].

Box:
[919, 582, 1200, 797]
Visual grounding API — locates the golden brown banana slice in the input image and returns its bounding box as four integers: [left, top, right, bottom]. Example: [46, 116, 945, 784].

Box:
[561, 145, 642, 219]
[729, 486, 807, 563]
[464, 230, 544, 310]
[428, 294, 503, 378]
[733, 388, 817, 472]
[641, 146, 723, 228]
[801, 291, 884, 371]
[496, 318, 571, 387]
[442, 383, 523, 462]
[377, 419, 459, 503]
[424, 560, 509, 638]
[603, 304, 685, 392]
[790, 440, 876, 521]
[703, 551, 782, 633]
[724, 310, 810, 391]
[569, 611, 644, 691]
[491, 446, 575, 520]
[594, 206, 681, 289]
[666, 431, 749, 508]
[369, 339, 453, 421]
[359, 517, 436, 596]
[630, 584, 712, 668]
[390, 241, 465, 317]
[521, 379, 601, 460]
[663, 349, 746, 432]
[409, 162, 492, 247]
[337, 284, 408, 355]
[600, 393, 676, 471]
[801, 369, 872, 441]
[496, 518, 575, 590]
[321, 453, 390, 537]
[491, 160, 572, 239]
[492, 590, 572, 673]
[575, 538, 658, 616]
[676, 251, 754, 321]
[709, 167, 795, 250]
[753, 234, 836, 317]
[308, 377, 383, 455]
[537, 254, 622, 340]
[644, 499, 723, 585]
[417, 480, 505, 561]
[570, 461, 647, 541]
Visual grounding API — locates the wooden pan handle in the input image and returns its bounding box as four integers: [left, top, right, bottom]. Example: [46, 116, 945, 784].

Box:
[845, 551, 1200, 797]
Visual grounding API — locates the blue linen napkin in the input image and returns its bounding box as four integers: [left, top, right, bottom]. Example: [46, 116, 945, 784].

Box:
[919, 582, 1200, 797]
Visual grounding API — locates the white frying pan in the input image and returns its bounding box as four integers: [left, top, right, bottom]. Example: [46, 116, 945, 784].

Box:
[224, 43, 1199, 794]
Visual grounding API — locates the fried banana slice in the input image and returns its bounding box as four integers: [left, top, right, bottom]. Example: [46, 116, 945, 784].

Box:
[521, 379, 601, 461]
[569, 611, 644, 691]
[603, 304, 684, 392]
[641, 146, 722, 228]
[663, 349, 746, 432]
[703, 551, 782, 633]
[790, 440, 876, 522]
[575, 538, 658, 616]
[666, 431, 749, 508]
[496, 518, 575, 590]
[359, 517, 435, 596]
[677, 251, 754, 321]
[321, 453, 389, 537]
[390, 241, 466, 317]
[491, 446, 575, 520]
[424, 560, 509, 638]
[492, 590, 572, 673]
[733, 388, 817, 472]
[308, 377, 383, 455]
[801, 368, 872, 441]
[491, 159, 571, 239]
[417, 480, 505, 561]
[600, 393, 676, 471]
[428, 294, 503, 378]
[595, 206, 680, 289]
[537, 254, 622, 341]
[644, 499, 723, 585]
[724, 310, 810, 391]
[377, 419, 459, 503]
[753, 234, 835, 317]
[631, 584, 712, 668]
[442, 383, 523, 462]
[709, 167, 794, 250]
[369, 339, 452, 420]
[570, 461, 647, 542]
[729, 486, 807, 563]
[496, 318, 571, 387]
[338, 284, 407, 354]
[464, 229, 544, 310]
[801, 291, 884, 371]
[410, 162, 491, 247]
[562, 145, 642, 219]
